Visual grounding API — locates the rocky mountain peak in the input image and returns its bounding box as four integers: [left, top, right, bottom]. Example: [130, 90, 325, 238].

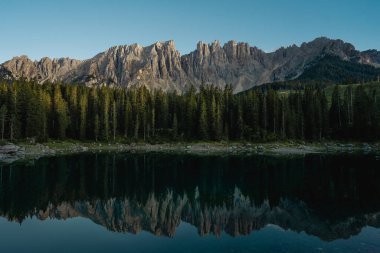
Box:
[1, 37, 379, 93]
[211, 40, 221, 49]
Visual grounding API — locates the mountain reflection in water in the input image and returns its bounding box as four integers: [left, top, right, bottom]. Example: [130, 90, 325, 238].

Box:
[0, 153, 380, 242]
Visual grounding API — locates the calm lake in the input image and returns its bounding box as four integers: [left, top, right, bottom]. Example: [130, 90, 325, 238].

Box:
[0, 153, 380, 253]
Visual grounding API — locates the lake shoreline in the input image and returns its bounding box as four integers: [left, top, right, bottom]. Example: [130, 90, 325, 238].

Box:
[1, 141, 380, 163]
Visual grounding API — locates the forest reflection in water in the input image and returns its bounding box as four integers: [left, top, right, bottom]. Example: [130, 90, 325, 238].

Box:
[0, 152, 380, 246]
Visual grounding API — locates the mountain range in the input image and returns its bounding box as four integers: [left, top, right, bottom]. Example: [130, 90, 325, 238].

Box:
[1, 37, 380, 93]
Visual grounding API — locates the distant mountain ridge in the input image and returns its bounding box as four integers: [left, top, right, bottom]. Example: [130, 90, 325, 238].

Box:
[1, 37, 380, 93]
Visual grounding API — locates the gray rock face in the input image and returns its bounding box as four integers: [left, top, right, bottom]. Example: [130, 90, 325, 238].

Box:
[1, 37, 379, 93]
[0, 65, 13, 81]
[66, 41, 188, 91]
[361, 49, 380, 67]
[3, 56, 82, 83]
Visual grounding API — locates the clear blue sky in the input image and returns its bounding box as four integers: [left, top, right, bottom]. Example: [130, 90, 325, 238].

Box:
[0, 0, 379, 63]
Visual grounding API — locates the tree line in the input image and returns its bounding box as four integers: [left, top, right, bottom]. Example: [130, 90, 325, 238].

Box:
[0, 80, 379, 142]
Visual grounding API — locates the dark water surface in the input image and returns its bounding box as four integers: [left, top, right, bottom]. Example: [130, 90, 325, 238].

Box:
[0, 153, 380, 253]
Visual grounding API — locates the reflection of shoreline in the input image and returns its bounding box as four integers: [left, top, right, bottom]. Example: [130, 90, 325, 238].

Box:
[3, 187, 380, 241]
[2, 142, 380, 164]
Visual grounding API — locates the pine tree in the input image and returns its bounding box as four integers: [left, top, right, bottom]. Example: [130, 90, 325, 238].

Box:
[39, 90, 51, 141]
[353, 85, 371, 139]
[185, 86, 197, 138]
[53, 87, 69, 139]
[236, 104, 244, 140]
[94, 113, 100, 142]
[198, 96, 208, 140]
[303, 87, 316, 139]
[244, 91, 260, 140]
[344, 85, 354, 127]
[215, 102, 223, 140]
[101, 89, 110, 141]
[329, 85, 342, 138]
[112, 99, 117, 141]
[314, 87, 328, 140]
[149, 93, 155, 138]
[88, 88, 99, 140]
[138, 86, 147, 141]
[68, 86, 79, 138]
[124, 99, 132, 138]
[25, 91, 43, 138]
[223, 85, 233, 140]
[156, 90, 169, 130]
[210, 95, 217, 139]
[280, 98, 287, 139]
[17, 81, 31, 138]
[294, 91, 304, 139]
[172, 113, 178, 139]
[6, 84, 19, 140]
[267, 89, 279, 135]
[134, 113, 140, 139]
[79, 93, 87, 140]
[261, 92, 268, 139]
[0, 105, 6, 140]
[370, 89, 379, 139]
[375, 90, 380, 139]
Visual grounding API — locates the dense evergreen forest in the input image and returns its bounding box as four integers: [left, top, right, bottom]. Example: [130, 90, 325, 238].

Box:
[297, 55, 380, 84]
[254, 55, 380, 92]
[0, 81, 379, 142]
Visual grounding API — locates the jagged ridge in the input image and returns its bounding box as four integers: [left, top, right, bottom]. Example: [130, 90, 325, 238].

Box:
[1, 37, 380, 93]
